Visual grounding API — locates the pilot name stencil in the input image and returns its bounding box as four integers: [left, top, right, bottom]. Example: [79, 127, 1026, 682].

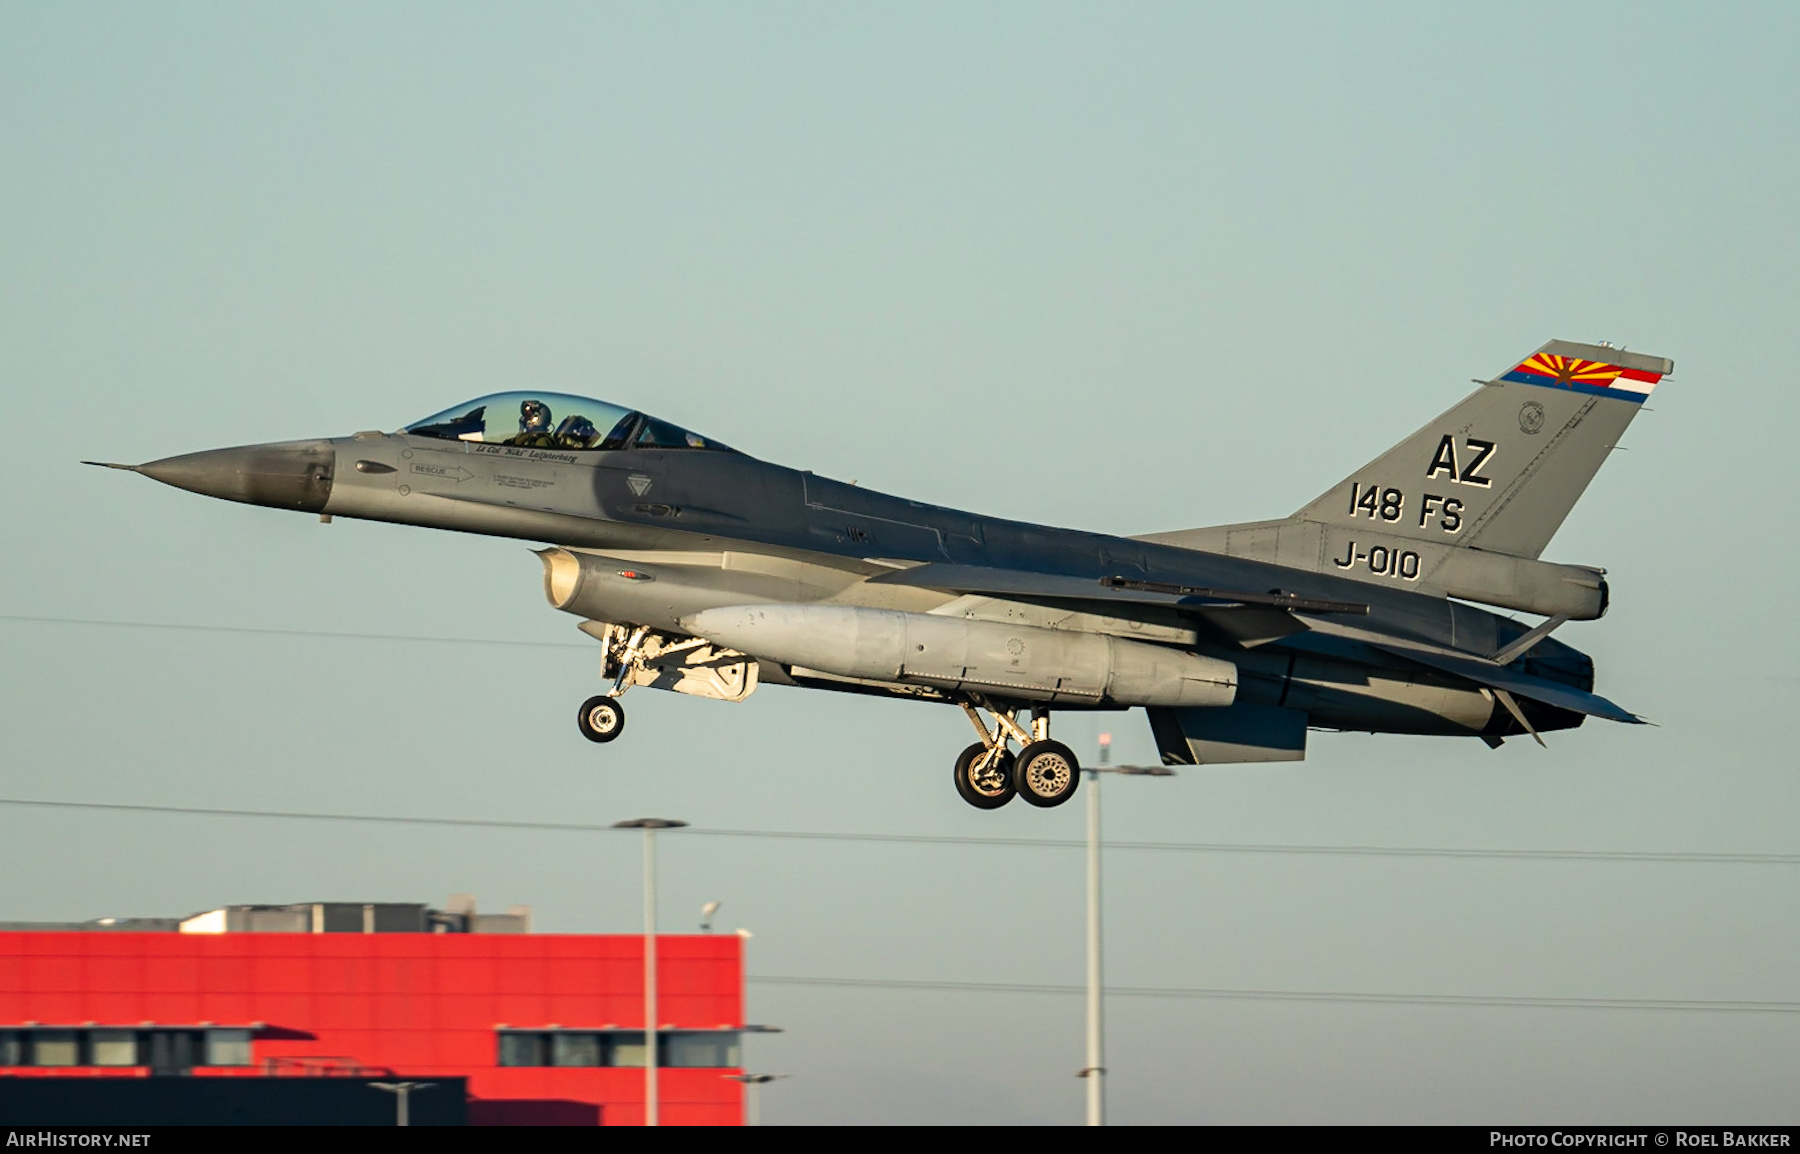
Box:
[469, 443, 578, 465]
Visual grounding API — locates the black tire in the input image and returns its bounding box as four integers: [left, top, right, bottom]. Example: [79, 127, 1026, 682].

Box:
[577, 696, 626, 743]
[953, 742, 1016, 809]
[1014, 740, 1080, 807]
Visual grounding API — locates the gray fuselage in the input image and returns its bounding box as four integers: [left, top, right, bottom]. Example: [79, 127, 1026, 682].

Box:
[302, 430, 1587, 741]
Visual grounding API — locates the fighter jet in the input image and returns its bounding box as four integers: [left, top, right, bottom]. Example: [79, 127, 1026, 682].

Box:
[89, 339, 1669, 810]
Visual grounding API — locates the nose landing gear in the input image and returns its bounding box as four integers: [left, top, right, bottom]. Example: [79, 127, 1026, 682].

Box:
[574, 624, 650, 744]
[954, 697, 1080, 810]
[578, 696, 626, 743]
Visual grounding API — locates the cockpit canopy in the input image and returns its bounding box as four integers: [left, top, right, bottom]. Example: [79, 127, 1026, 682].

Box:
[403, 391, 727, 453]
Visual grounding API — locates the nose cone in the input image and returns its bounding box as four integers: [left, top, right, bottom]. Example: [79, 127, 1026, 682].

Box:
[134, 440, 336, 512]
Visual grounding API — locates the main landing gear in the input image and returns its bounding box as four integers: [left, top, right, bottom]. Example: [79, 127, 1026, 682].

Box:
[953, 696, 1080, 810]
[575, 624, 651, 744]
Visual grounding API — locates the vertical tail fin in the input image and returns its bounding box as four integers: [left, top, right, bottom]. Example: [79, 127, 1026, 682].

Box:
[1292, 340, 1671, 559]
[1135, 340, 1673, 619]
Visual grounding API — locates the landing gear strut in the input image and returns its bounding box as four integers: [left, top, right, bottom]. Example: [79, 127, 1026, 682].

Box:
[954, 697, 1080, 810]
[575, 624, 651, 744]
[953, 742, 1015, 809]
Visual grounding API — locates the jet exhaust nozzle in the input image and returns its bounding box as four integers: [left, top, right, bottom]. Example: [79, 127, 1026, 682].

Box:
[133, 440, 336, 513]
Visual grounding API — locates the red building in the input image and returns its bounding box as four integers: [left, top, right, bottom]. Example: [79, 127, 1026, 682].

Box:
[0, 900, 751, 1125]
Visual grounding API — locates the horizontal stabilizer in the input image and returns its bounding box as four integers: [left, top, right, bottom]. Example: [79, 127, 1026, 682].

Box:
[1364, 638, 1642, 725]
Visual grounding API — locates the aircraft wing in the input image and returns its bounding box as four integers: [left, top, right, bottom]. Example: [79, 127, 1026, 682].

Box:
[868, 563, 1365, 611]
[865, 562, 1367, 647]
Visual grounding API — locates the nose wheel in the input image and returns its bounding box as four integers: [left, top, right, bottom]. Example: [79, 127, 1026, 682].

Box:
[953, 697, 1079, 810]
[578, 695, 626, 743]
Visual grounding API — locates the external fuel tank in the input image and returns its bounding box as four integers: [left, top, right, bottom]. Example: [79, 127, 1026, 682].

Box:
[682, 603, 1238, 708]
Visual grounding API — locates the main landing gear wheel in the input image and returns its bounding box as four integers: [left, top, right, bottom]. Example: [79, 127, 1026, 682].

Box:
[953, 742, 1016, 810]
[1014, 740, 1080, 808]
[577, 696, 626, 743]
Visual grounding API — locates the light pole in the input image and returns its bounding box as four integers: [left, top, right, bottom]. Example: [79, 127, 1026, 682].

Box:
[613, 817, 688, 1127]
[369, 1081, 433, 1126]
[725, 1073, 788, 1126]
[1081, 733, 1174, 1126]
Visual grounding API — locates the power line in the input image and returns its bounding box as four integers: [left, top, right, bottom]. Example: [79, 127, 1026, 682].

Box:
[12, 624, 1793, 1018]
[746, 975, 1800, 1015]
[12, 614, 1788, 862]
[3, 795, 1794, 1016]
[0, 613, 588, 651]
[0, 796, 1795, 866]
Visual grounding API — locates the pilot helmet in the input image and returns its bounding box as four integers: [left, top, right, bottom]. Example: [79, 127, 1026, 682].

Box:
[556, 414, 599, 445]
[519, 399, 553, 433]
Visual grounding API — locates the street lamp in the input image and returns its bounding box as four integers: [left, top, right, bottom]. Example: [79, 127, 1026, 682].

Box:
[724, 1072, 788, 1127]
[369, 1081, 434, 1127]
[612, 817, 689, 1127]
[1080, 733, 1174, 1126]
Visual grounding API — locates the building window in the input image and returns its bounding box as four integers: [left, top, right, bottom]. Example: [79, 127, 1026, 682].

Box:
[90, 1030, 138, 1067]
[32, 1030, 79, 1067]
[497, 1032, 545, 1067]
[663, 1032, 742, 1069]
[204, 1029, 252, 1067]
[551, 1033, 601, 1067]
[0, 1027, 253, 1070]
[606, 1032, 647, 1068]
[495, 1029, 741, 1068]
[145, 1030, 199, 1074]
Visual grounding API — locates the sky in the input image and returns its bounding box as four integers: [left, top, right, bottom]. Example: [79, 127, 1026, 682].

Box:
[2, 1, 1798, 1125]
